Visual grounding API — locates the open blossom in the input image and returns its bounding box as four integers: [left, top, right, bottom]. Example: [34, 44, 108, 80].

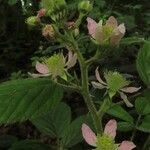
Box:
[91, 67, 141, 107]
[82, 119, 136, 150]
[87, 16, 126, 46]
[42, 24, 55, 38]
[29, 51, 77, 80]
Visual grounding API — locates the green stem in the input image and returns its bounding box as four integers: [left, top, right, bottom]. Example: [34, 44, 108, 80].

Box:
[130, 115, 141, 141]
[142, 134, 150, 150]
[71, 41, 102, 134]
[55, 81, 81, 92]
[85, 48, 100, 65]
[55, 29, 102, 134]
[97, 97, 111, 132]
[75, 13, 85, 28]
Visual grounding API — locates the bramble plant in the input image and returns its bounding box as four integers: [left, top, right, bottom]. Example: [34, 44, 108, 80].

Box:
[0, 0, 149, 150]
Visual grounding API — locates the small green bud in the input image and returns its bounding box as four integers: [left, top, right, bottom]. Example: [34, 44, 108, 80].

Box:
[78, 0, 93, 14]
[26, 16, 40, 26]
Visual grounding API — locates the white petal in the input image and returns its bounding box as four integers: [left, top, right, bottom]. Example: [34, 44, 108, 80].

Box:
[118, 23, 126, 34]
[119, 92, 133, 107]
[66, 51, 77, 69]
[28, 72, 50, 78]
[121, 87, 141, 93]
[95, 67, 107, 85]
[91, 81, 107, 89]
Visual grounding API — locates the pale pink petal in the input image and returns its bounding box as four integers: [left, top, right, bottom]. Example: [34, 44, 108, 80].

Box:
[121, 87, 141, 93]
[119, 141, 136, 150]
[35, 62, 49, 74]
[104, 119, 117, 139]
[66, 51, 77, 69]
[110, 24, 126, 46]
[87, 17, 98, 38]
[95, 22, 104, 44]
[95, 67, 107, 85]
[119, 92, 133, 107]
[91, 81, 107, 89]
[106, 16, 118, 28]
[81, 123, 97, 147]
[28, 72, 50, 78]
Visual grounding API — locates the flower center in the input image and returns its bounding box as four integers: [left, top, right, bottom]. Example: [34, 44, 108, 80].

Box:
[43, 54, 66, 77]
[96, 134, 118, 150]
[102, 25, 114, 41]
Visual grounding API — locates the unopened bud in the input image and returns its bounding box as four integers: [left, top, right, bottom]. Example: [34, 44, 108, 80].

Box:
[26, 16, 40, 26]
[37, 8, 46, 18]
[78, 0, 93, 14]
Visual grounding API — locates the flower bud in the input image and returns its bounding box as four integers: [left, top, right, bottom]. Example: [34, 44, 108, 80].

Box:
[26, 16, 40, 27]
[37, 8, 46, 18]
[78, 0, 93, 14]
[42, 24, 55, 38]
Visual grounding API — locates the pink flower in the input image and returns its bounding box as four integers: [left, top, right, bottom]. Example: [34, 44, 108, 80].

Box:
[87, 16, 126, 46]
[91, 67, 141, 107]
[37, 8, 46, 18]
[82, 119, 136, 150]
[29, 51, 77, 80]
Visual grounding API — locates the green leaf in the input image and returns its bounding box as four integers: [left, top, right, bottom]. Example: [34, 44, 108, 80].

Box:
[62, 115, 91, 148]
[32, 102, 71, 138]
[136, 41, 150, 86]
[121, 37, 145, 45]
[107, 105, 134, 123]
[104, 71, 129, 98]
[137, 115, 150, 133]
[8, 0, 18, 5]
[135, 97, 150, 115]
[9, 140, 51, 150]
[0, 78, 63, 124]
[117, 121, 134, 132]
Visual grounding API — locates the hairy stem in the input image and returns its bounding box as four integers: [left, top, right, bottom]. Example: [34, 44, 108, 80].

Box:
[71, 41, 102, 134]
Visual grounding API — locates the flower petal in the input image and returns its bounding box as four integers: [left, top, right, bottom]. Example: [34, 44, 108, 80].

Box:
[110, 23, 126, 46]
[28, 72, 50, 78]
[104, 119, 117, 139]
[119, 141, 136, 150]
[121, 87, 141, 93]
[95, 67, 107, 85]
[118, 23, 126, 34]
[36, 62, 49, 74]
[91, 81, 107, 89]
[66, 51, 77, 69]
[119, 92, 133, 107]
[87, 17, 98, 38]
[106, 16, 118, 28]
[81, 123, 97, 147]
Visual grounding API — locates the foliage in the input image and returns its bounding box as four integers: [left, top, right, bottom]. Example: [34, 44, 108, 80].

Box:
[0, 78, 63, 124]
[0, 0, 149, 149]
